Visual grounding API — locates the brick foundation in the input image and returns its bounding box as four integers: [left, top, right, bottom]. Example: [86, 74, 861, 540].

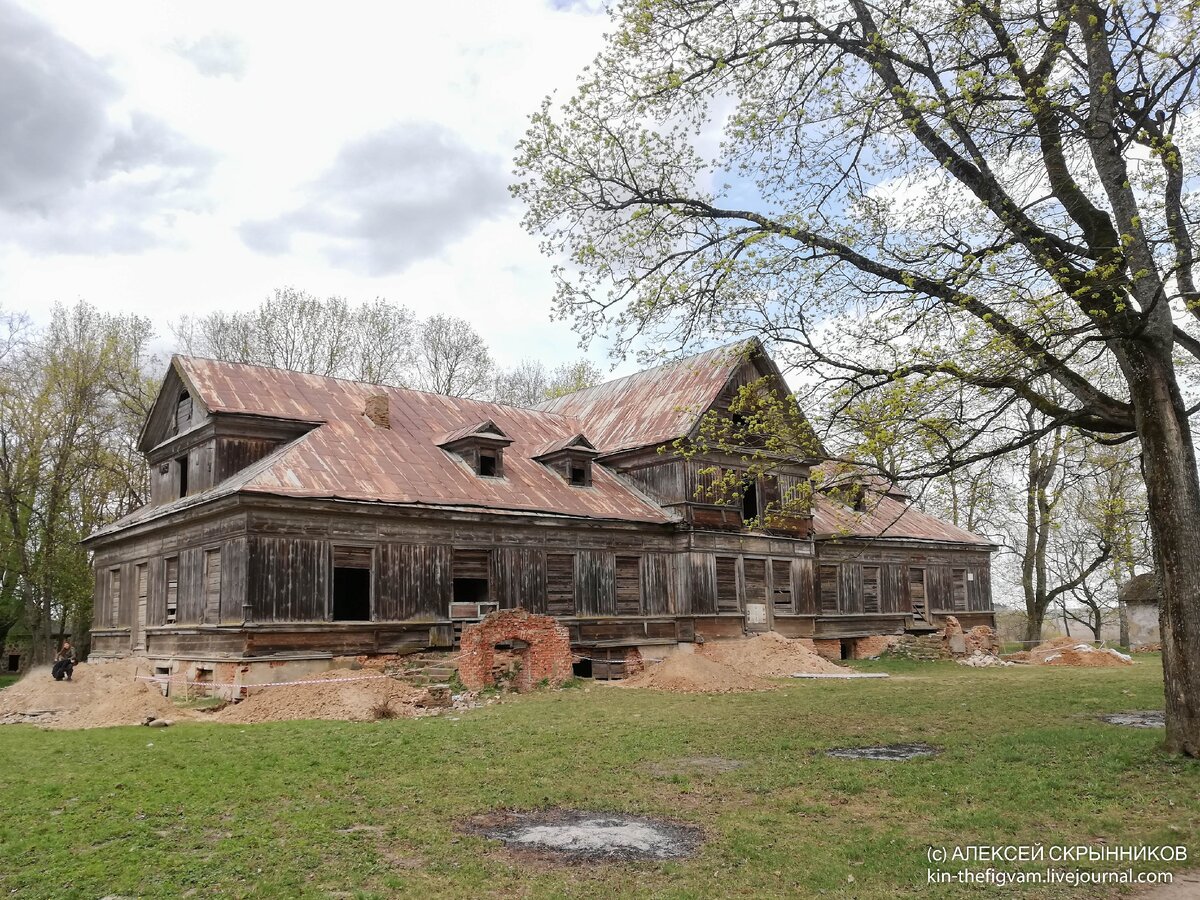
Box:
[458, 608, 574, 692]
[810, 639, 843, 661]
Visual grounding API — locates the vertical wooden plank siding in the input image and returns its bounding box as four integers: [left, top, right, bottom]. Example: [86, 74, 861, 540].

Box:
[247, 537, 328, 623]
[967, 566, 990, 611]
[687, 552, 716, 614]
[793, 557, 817, 614]
[108, 568, 121, 628]
[375, 543, 451, 621]
[839, 564, 864, 614]
[926, 565, 953, 612]
[615, 556, 642, 615]
[546, 553, 575, 616]
[134, 564, 149, 651]
[641, 553, 671, 615]
[204, 549, 222, 624]
[220, 538, 248, 622]
[574, 550, 615, 616]
[491, 546, 547, 613]
[951, 567, 968, 611]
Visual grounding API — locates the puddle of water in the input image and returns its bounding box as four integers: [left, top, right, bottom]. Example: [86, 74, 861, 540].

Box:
[467, 809, 702, 861]
[825, 742, 939, 761]
[1100, 711, 1165, 729]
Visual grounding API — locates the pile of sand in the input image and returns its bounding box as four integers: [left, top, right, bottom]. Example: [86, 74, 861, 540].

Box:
[215, 669, 423, 724]
[698, 632, 847, 677]
[0, 658, 187, 729]
[618, 633, 849, 693]
[616, 652, 776, 693]
[1008, 637, 1134, 668]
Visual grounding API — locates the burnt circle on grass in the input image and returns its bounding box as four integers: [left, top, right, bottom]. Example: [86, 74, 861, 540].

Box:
[825, 742, 940, 761]
[1100, 711, 1165, 729]
[462, 809, 703, 862]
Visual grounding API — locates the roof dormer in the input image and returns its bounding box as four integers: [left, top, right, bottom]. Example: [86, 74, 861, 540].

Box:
[438, 419, 513, 478]
[533, 433, 600, 487]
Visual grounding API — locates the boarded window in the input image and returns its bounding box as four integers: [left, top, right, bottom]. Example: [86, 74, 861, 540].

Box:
[771, 560, 793, 613]
[862, 566, 880, 614]
[546, 553, 575, 616]
[909, 567, 926, 611]
[452, 548, 489, 606]
[165, 557, 179, 624]
[109, 569, 121, 627]
[176, 391, 192, 432]
[819, 564, 839, 614]
[615, 556, 641, 615]
[715, 556, 739, 612]
[743, 558, 766, 604]
[952, 568, 967, 611]
[204, 549, 222, 623]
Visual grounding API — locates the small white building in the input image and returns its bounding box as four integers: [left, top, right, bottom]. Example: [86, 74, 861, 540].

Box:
[1120, 573, 1160, 649]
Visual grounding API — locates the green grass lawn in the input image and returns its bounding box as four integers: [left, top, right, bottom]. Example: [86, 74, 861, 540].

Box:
[0, 674, 17, 691]
[0, 657, 1195, 899]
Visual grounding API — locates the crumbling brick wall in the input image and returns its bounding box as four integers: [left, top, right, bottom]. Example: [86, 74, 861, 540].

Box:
[458, 608, 574, 692]
[849, 635, 898, 659]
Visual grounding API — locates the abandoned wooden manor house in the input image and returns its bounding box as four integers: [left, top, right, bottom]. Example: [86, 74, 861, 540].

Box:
[85, 340, 995, 687]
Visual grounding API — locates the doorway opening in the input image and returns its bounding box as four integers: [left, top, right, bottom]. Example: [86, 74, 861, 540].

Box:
[333, 567, 371, 621]
[741, 478, 759, 522]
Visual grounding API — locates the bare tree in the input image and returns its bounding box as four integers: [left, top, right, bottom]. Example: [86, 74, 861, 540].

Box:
[492, 357, 604, 406]
[413, 315, 495, 398]
[516, 0, 1200, 755]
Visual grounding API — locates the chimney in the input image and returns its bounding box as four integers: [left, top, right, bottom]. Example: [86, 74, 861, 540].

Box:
[364, 392, 390, 429]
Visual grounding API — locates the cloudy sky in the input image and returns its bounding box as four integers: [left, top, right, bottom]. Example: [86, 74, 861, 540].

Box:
[0, 0, 619, 370]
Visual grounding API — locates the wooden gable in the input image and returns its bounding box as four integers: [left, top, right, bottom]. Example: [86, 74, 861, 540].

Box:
[137, 361, 209, 453]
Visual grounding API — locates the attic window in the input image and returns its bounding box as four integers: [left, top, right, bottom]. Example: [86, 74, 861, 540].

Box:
[479, 452, 499, 477]
[569, 462, 590, 487]
[741, 477, 759, 523]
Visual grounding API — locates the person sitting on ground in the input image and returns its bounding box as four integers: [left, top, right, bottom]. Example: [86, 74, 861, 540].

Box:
[51, 641, 76, 682]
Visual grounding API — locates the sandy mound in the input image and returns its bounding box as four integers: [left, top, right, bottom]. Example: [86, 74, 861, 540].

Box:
[216, 669, 422, 724]
[616, 652, 776, 693]
[698, 632, 847, 677]
[1008, 637, 1134, 668]
[0, 658, 187, 729]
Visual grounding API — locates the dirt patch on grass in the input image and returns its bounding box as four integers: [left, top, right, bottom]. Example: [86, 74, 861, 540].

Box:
[215, 669, 423, 724]
[698, 632, 847, 677]
[616, 652, 776, 693]
[0, 658, 190, 729]
[462, 809, 703, 862]
[825, 743, 940, 761]
[1100, 711, 1165, 729]
[644, 756, 745, 777]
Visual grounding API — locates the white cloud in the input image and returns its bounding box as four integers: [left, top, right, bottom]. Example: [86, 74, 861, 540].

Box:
[1, 0, 625, 371]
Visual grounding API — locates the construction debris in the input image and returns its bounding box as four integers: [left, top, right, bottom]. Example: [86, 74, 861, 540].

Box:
[1007, 637, 1134, 668]
[957, 650, 1015, 668]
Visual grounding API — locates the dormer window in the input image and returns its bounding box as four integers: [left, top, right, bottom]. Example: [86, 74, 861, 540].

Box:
[479, 452, 498, 477]
[533, 433, 599, 488]
[438, 419, 512, 480]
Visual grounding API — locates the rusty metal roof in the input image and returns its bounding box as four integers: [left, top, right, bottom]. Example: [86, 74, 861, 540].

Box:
[537, 341, 757, 454]
[166, 356, 675, 525]
[812, 491, 993, 546]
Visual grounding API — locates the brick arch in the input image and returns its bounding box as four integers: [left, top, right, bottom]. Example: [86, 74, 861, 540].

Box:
[458, 609, 573, 692]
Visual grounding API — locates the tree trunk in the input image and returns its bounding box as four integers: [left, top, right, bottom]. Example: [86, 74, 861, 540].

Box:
[1126, 353, 1200, 757]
